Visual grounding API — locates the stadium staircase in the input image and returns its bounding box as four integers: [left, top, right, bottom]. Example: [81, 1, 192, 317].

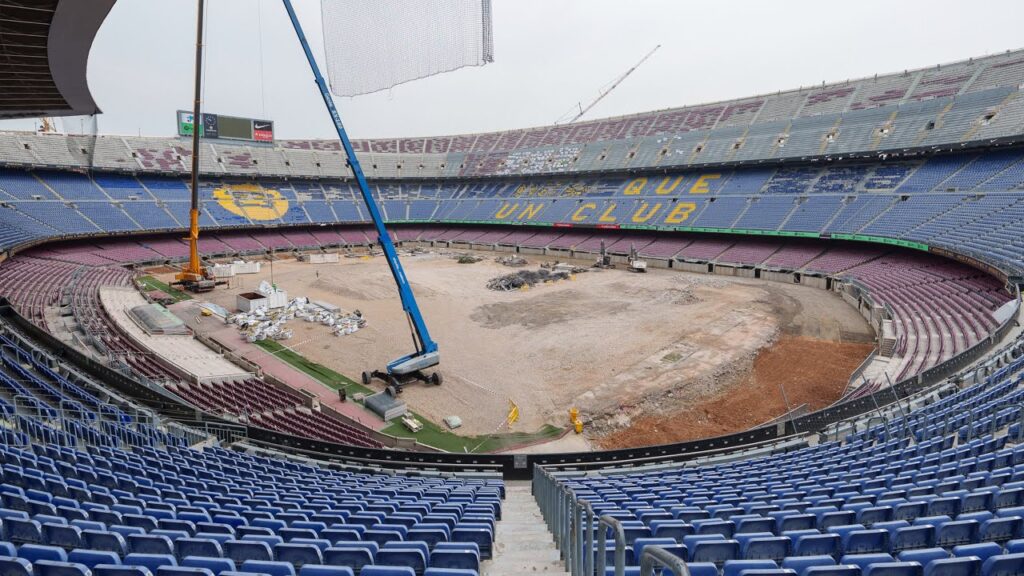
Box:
[484, 481, 568, 576]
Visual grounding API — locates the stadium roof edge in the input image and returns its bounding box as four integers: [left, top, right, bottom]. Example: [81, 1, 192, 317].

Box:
[326, 46, 1024, 143]
[0, 0, 117, 120]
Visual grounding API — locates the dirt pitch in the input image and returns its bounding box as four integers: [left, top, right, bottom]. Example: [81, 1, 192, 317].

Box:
[162, 249, 874, 444]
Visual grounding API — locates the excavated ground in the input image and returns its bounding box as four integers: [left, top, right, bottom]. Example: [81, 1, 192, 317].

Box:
[158, 248, 874, 443]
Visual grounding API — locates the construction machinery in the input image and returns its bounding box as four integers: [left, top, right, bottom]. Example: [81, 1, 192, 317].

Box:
[557, 45, 660, 124]
[627, 244, 648, 273]
[283, 0, 441, 397]
[175, 0, 213, 294]
[594, 240, 615, 269]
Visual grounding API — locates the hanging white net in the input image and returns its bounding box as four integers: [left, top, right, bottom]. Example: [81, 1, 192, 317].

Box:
[320, 0, 494, 97]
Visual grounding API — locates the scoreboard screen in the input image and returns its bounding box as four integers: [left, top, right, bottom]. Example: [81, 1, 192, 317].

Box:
[177, 111, 274, 142]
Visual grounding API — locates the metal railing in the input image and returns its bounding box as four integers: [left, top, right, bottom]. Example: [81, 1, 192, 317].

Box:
[535, 463, 689, 576]
[640, 546, 690, 576]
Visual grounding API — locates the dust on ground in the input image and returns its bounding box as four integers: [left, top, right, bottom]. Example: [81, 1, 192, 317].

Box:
[159, 249, 873, 441]
[594, 336, 875, 449]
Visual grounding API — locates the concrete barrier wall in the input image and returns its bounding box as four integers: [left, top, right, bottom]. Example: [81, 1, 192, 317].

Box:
[676, 261, 708, 274]
[761, 270, 796, 284]
[520, 247, 545, 255]
[713, 265, 739, 277]
[803, 276, 828, 290]
[649, 258, 671, 269]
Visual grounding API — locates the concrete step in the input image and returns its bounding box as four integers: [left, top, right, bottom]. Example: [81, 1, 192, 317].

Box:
[482, 560, 568, 575]
[493, 528, 552, 541]
[491, 547, 562, 562]
[485, 480, 565, 576]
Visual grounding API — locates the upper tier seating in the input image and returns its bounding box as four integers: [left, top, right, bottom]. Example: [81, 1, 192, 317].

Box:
[4, 153, 1024, 276]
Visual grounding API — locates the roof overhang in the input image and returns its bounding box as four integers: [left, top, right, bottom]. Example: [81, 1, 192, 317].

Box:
[0, 0, 116, 119]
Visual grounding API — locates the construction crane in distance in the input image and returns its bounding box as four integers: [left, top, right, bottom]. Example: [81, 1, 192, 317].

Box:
[558, 44, 660, 124]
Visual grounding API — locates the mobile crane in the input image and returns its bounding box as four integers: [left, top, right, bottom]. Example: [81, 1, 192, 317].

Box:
[283, 0, 441, 396]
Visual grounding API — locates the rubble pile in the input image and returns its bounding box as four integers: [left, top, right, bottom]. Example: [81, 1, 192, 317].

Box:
[228, 297, 366, 342]
[486, 268, 571, 291]
[496, 255, 528, 267]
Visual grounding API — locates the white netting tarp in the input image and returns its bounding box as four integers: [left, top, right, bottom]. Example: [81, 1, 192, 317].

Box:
[321, 0, 494, 97]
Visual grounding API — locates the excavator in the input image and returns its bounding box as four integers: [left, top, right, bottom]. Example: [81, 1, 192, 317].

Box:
[283, 0, 441, 397]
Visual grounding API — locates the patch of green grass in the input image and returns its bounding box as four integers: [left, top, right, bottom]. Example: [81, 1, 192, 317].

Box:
[382, 418, 563, 453]
[254, 339, 372, 395]
[256, 340, 565, 453]
[137, 276, 192, 302]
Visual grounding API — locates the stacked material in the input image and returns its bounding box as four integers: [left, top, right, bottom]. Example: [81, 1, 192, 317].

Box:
[229, 296, 367, 342]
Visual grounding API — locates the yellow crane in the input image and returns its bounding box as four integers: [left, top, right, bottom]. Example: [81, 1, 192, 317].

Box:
[176, 0, 212, 292]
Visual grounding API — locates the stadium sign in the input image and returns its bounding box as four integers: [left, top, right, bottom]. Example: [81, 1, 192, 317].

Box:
[177, 111, 274, 143]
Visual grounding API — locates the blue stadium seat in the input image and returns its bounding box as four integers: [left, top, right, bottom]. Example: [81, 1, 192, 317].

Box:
[239, 560, 295, 576]
[18, 544, 68, 563]
[175, 539, 223, 561]
[359, 568, 415, 576]
[724, 559, 779, 576]
[691, 540, 741, 565]
[123, 554, 177, 573]
[953, 544, 1003, 563]
[298, 567, 353, 576]
[377, 549, 427, 574]
[225, 541, 272, 565]
[181, 557, 235, 576]
[864, 562, 923, 576]
[156, 568, 215, 576]
[898, 549, 950, 566]
[273, 544, 322, 568]
[42, 523, 82, 549]
[925, 557, 981, 576]
[429, 549, 479, 572]
[982, 553, 1024, 576]
[804, 566, 860, 576]
[0, 557, 33, 576]
[68, 550, 121, 569]
[129, 535, 175, 556]
[783, 556, 837, 576]
[841, 554, 897, 572]
[794, 534, 841, 558]
[82, 531, 128, 556]
[93, 566, 152, 576]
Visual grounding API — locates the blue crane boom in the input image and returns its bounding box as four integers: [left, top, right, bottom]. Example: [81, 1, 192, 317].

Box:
[281, 0, 440, 387]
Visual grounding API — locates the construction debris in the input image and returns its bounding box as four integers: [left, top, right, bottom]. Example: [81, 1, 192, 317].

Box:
[486, 268, 575, 291]
[540, 261, 588, 274]
[227, 296, 366, 342]
[456, 254, 483, 264]
[496, 255, 528, 267]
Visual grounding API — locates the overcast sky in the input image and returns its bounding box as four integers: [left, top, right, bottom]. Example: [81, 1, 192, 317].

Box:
[8, 0, 1024, 139]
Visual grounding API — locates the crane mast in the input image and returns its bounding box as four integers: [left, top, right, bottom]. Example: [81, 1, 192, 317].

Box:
[562, 44, 660, 124]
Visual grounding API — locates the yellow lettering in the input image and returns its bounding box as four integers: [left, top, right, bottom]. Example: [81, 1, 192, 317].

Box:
[495, 202, 518, 219]
[623, 177, 648, 195]
[689, 174, 721, 194]
[598, 203, 617, 223]
[631, 202, 662, 223]
[517, 203, 543, 220]
[572, 202, 597, 222]
[664, 201, 697, 224]
[655, 176, 684, 195]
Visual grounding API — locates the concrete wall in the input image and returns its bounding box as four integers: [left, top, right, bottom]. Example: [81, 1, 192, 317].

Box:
[761, 270, 796, 284]
[648, 258, 671, 269]
[713, 264, 739, 277]
[803, 275, 828, 290]
[676, 261, 708, 274]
